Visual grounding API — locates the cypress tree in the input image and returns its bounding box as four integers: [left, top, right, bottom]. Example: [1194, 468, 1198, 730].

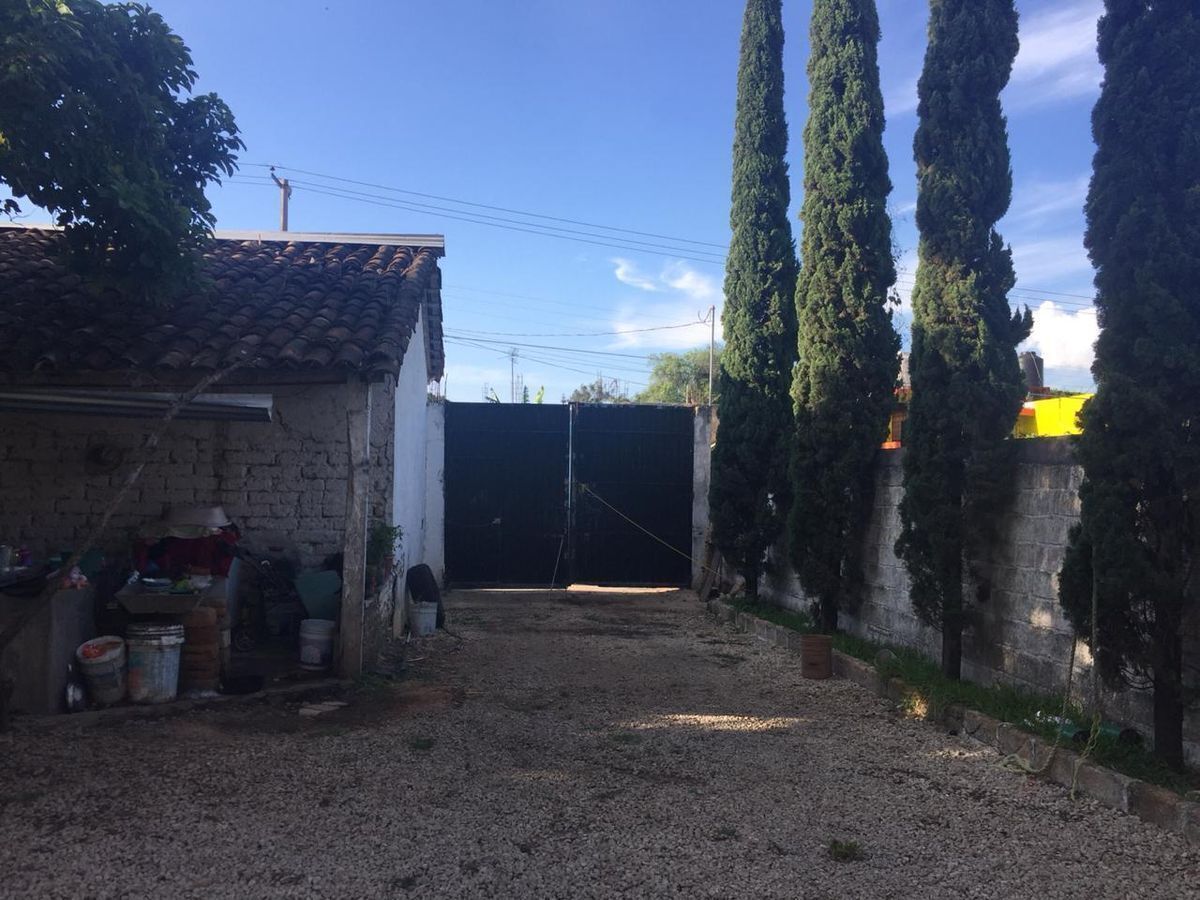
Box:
[894, 0, 1032, 679]
[1058, 0, 1200, 769]
[710, 0, 798, 602]
[788, 0, 899, 634]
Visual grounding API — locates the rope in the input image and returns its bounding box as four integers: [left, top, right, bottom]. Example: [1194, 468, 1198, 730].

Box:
[578, 484, 703, 570]
[996, 556, 1104, 801]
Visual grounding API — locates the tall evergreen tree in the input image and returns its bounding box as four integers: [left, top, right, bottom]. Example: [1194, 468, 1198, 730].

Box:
[1058, 0, 1200, 770]
[894, 0, 1032, 679]
[788, 0, 899, 634]
[710, 0, 798, 602]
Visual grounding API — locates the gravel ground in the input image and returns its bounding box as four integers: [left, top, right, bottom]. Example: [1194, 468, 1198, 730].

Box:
[2, 588, 1197, 899]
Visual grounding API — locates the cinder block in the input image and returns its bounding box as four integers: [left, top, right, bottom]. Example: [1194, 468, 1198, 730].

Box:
[963, 709, 1002, 747]
[997, 723, 1030, 756]
[1183, 802, 1200, 845]
[1127, 780, 1185, 832]
[1073, 760, 1132, 812]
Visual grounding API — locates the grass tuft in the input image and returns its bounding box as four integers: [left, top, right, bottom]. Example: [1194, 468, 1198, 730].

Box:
[828, 839, 864, 862]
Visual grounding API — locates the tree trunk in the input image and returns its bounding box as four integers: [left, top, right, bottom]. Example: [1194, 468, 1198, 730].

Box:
[745, 570, 759, 605]
[1152, 624, 1185, 770]
[818, 593, 838, 634]
[942, 617, 962, 681]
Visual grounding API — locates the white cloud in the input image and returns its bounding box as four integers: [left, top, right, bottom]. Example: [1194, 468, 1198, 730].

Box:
[1008, 1, 1102, 109]
[1024, 300, 1098, 371]
[1009, 174, 1090, 226]
[606, 259, 723, 349]
[660, 261, 719, 302]
[885, 74, 920, 118]
[611, 258, 661, 292]
[1011, 234, 1091, 285]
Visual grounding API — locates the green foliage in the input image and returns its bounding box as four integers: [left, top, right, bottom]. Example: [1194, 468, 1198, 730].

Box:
[0, 0, 242, 300]
[894, 0, 1032, 679]
[788, 0, 899, 634]
[366, 522, 402, 566]
[1059, 1, 1200, 769]
[636, 347, 721, 406]
[568, 377, 630, 404]
[828, 840, 864, 863]
[710, 0, 798, 601]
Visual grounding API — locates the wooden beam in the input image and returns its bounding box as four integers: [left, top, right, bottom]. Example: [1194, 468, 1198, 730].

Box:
[339, 381, 372, 678]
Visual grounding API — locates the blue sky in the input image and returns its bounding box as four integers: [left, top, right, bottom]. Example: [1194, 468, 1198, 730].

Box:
[22, 0, 1104, 400]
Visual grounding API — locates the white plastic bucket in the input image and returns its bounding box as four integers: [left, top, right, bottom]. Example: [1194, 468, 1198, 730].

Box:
[299, 619, 337, 671]
[412, 602, 438, 637]
[126, 623, 185, 704]
[76, 636, 127, 706]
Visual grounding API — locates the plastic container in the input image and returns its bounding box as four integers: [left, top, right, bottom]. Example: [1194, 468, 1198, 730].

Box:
[126, 623, 185, 704]
[412, 601, 438, 637]
[75, 636, 127, 706]
[800, 634, 833, 680]
[298, 618, 337, 671]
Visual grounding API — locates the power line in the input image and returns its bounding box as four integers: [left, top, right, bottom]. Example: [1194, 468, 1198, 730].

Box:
[245, 163, 728, 250]
[444, 333, 659, 360]
[283, 181, 728, 266]
[445, 337, 649, 386]
[282, 178, 728, 262]
[230, 171, 1098, 306]
[450, 318, 710, 339]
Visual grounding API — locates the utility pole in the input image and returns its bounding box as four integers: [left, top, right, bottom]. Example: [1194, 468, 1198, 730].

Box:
[270, 166, 292, 231]
[509, 348, 519, 403]
[708, 304, 716, 406]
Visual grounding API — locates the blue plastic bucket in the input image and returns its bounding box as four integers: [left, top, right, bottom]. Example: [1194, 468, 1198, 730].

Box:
[126, 623, 185, 704]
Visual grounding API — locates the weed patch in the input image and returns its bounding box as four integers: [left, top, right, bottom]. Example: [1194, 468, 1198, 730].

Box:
[720, 597, 1200, 795]
[828, 839, 863, 862]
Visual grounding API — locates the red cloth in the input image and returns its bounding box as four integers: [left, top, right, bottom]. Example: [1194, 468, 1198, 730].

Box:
[136, 530, 238, 577]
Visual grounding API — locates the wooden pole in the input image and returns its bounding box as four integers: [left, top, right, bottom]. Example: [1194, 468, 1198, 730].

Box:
[270, 167, 291, 231]
[339, 381, 371, 678]
[708, 304, 716, 406]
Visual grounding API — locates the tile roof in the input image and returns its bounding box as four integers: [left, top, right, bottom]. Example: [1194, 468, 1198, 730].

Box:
[0, 227, 445, 381]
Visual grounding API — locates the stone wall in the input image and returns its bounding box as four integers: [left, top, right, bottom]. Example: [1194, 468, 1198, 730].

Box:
[761, 438, 1200, 764]
[0, 379, 396, 569]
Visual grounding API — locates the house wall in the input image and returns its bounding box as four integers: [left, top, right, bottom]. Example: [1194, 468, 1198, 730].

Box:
[391, 312, 430, 574]
[422, 401, 446, 587]
[760, 438, 1200, 764]
[0, 379, 396, 570]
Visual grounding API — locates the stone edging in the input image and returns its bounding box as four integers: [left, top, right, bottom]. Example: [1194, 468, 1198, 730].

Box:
[12, 678, 351, 732]
[705, 598, 1199, 844]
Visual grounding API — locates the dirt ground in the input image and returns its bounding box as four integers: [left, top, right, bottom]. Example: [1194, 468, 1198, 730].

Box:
[1, 589, 1197, 899]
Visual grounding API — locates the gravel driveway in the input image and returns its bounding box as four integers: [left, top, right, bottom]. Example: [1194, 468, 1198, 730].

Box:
[2, 588, 1197, 899]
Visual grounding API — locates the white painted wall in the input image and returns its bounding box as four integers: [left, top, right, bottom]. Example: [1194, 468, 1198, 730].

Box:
[423, 401, 446, 586]
[391, 310, 430, 579]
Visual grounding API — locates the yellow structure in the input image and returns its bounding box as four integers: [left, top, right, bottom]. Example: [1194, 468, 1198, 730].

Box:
[1014, 394, 1093, 438]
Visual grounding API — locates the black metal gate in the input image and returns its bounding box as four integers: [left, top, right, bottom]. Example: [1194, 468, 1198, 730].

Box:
[444, 403, 570, 586]
[571, 404, 694, 586]
[443, 402, 694, 587]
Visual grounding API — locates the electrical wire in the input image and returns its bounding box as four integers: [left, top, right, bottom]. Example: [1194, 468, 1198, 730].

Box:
[232, 173, 726, 266]
[231, 170, 1100, 307]
[444, 333, 659, 361]
[451, 318, 710, 339]
[244, 163, 728, 249]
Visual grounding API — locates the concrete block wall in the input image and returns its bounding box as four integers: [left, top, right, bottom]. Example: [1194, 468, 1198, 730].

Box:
[761, 437, 1200, 763]
[0, 378, 396, 570]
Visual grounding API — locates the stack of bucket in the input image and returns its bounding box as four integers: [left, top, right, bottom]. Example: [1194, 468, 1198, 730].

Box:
[180, 607, 221, 693]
